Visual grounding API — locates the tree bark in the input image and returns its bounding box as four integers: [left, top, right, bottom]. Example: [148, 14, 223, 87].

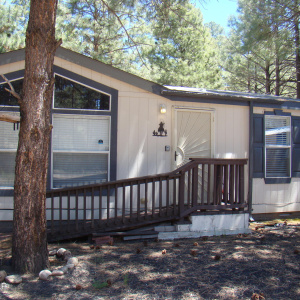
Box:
[275, 56, 280, 96]
[265, 61, 271, 94]
[12, 0, 59, 274]
[295, 15, 300, 99]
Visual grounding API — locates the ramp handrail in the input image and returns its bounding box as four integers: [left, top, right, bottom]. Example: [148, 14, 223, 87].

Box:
[46, 158, 248, 240]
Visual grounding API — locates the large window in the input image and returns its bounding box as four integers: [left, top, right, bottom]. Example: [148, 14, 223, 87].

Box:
[0, 70, 115, 190]
[52, 114, 110, 188]
[265, 115, 291, 178]
[54, 75, 110, 111]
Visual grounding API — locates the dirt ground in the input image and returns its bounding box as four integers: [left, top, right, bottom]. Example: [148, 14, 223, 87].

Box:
[0, 220, 299, 300]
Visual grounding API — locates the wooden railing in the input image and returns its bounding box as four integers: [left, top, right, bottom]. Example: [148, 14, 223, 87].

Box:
[46, 158, 248, 240]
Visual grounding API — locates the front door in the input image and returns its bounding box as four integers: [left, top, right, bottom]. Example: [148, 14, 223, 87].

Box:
[173, 107, 214, 169]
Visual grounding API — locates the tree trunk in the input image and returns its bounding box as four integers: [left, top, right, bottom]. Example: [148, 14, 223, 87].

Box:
[275, 56, 280, 96]
[12, 0, 59, 274]
[265, 61, 271, 94]
[295, 15, 300, 99]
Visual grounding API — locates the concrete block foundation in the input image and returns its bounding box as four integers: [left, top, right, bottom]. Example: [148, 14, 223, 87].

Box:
[157, 213, 250, 240]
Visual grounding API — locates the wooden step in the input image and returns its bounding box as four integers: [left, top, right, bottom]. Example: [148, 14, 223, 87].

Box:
[123, 234, 158, 241]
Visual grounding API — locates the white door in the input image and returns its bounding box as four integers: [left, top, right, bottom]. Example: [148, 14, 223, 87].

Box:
[173, 107, 214, 169]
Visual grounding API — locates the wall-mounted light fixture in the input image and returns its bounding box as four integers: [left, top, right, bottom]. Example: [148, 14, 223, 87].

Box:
[160, 104, 167, 114]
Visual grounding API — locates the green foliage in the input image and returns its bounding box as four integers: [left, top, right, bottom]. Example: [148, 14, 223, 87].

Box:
[0, 0, 28, 53]
[144, 2, 223, 88]
[0, 0, 224, 90]
[92, 281, 109, 289]
[123, 273, 129, 285]
[225, 0, 299, 98]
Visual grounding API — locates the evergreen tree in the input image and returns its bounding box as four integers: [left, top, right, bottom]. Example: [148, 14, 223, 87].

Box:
[225, 0, 298, 98]
[0, 0, 28, 53]
[144, 2, 223, 88]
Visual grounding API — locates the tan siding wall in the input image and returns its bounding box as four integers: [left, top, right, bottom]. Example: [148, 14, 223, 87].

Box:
[0, 61, 25, 74]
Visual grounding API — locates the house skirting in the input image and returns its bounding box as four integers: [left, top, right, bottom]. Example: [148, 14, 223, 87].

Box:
[157, 213, 250, 240]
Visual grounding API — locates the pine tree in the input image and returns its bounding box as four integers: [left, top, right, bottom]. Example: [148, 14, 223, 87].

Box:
[144, 1, 223, 88]
[0, 0, 28, 52]
[225, 0, 298, 98]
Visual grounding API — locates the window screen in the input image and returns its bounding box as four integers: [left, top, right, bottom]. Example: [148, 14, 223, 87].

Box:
[265, 116, 291, 178]
[52, 114, 110, 188]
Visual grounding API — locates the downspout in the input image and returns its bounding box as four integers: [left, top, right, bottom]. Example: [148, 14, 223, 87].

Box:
[248, 100, 254, 218]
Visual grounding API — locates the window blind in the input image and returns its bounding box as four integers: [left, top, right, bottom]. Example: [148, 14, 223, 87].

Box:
[265, 116, 291, 178]
[0, 112, 19, 187]
[0, 152, 16, 187]
[52, 114, 110, 188]
[52, 114, 109, 152]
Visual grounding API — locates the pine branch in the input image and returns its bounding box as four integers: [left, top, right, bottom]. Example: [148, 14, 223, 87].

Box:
[100, 0, 148, 69]
[0, 74, 21, 123]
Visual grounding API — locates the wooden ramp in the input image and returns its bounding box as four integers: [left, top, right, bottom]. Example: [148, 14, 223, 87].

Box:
[46, 158, 248, 242]
[47, 206, 179, 242]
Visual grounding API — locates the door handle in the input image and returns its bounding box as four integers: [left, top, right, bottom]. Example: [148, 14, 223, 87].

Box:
[175, 151, 179, 161]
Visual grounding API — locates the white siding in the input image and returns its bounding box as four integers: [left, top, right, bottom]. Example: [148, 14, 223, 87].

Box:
[0, 57, 250, 220]
[252, 107, 300, 215]
[252, 178, 300, 214]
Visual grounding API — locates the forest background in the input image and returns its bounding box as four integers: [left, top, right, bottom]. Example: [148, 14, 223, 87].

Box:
[1, 0, 299, 98]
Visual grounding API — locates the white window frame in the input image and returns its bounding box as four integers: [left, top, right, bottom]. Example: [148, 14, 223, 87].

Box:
[51, 113, 111, 189]
[264, 115, 291, 178]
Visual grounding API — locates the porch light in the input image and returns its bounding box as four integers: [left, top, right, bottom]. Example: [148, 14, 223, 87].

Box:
[160, 104, 167, 114]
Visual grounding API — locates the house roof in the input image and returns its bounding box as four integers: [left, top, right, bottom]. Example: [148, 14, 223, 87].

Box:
[162, 86, 300, 107]
[0, 47, 165, 95]
[1, 47, 300, 108]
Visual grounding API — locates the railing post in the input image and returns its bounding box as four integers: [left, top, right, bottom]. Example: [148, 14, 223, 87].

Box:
[99, 186, 102, 226]
[166, 178, 170, 216]
[192, 166, 198, 207]
[201, 164, 205, 205]
[83, 189, 86, 230]
[114, 184, 118, 223]
[67, 191, 71, 232]
[178, 171, 185, 218]
[91, 187, 94, 229]
[239, 164, 245, 208]
[145, 179, 148, 219]
[51, 193, 54, 235]
[159, 177, 163, 217]
[224, 165, 228, 204]
[75, 190, 79, 232]
[137, 181, 141, 221]
[122, 183, 126, 224]
[229, 164, 234, 205]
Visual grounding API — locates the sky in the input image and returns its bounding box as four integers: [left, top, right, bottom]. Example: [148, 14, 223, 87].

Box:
[3, 0, 239, 33]
[199, 0, 238, 32]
